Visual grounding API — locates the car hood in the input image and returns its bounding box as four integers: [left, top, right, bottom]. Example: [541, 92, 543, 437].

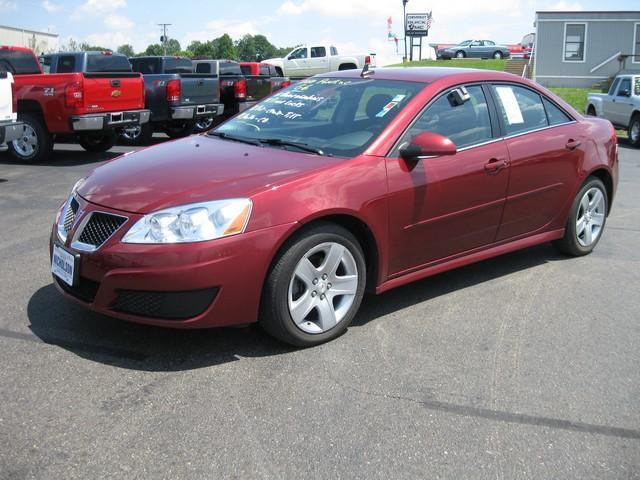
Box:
[77, 135, 340, 214]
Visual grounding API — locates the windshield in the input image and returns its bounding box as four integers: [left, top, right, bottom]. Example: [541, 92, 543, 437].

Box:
[213, 77, 424, 158]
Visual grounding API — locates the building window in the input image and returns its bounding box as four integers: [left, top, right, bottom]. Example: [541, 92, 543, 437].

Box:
[634, 23, 640, 63]
[564, 23, 586, 62]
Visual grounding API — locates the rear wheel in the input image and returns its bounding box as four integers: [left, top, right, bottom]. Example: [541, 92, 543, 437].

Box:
[164, 122, 195, 139]
[455, 50, 466, 59]
[493, 51, 503, 59]
[629, 114, 640, 147]
[553, 177, 608, 256]
[260, 223, 366, 347]
[8, 113, 53, 163]
[78, 132, 117, 152]
[119, 123, 153, 146]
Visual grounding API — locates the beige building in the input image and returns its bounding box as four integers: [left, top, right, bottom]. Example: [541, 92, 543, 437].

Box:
[0, 25, 58, 54]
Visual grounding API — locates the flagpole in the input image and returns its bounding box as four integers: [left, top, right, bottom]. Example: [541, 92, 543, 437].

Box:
[402, 0, 408, 62]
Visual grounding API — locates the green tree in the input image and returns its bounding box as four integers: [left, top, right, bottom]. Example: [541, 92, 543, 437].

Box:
[186, 40, 216, 59]
[79, 42, 109, 52]
[117, 44, 135, 57]
[144, 43, 164, 56]
[165, 38, 182, 56]
[213, 34, 236, 60]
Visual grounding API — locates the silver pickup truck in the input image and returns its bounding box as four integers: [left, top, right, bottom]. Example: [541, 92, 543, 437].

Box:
[586, 73, 640, 147]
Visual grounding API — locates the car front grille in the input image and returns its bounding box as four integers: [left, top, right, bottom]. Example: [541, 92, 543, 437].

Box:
[112, 288, 219, 320]
[76, 212, 127, 250]
[63, 197, 79, 233]
[55, 275, 101, 303]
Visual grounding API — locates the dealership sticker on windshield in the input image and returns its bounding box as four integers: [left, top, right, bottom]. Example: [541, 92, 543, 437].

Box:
[495, 86, 524, 125]
[375, 101, 398, 117]
[392, 94, 406, 102]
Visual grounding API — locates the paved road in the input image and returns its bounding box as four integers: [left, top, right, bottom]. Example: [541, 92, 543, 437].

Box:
[1, 139, 639, 479]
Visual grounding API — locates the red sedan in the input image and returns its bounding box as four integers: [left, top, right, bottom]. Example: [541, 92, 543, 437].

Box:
[50, 68, 618, 346]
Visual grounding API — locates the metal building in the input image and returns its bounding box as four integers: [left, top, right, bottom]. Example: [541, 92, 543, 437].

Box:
[0, 25, 59, 54]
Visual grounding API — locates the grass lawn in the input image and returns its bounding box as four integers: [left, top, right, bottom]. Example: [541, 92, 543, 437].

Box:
[548, 87, 591, 113]
[389, 59, 507, 71]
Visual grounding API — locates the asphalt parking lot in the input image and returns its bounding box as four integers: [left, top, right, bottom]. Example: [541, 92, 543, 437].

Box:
[1, 137, 639, 479]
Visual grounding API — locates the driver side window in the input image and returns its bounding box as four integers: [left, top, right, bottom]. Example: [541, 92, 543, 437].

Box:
[289, 48, 308, 59]
[404, 85, 493, 149]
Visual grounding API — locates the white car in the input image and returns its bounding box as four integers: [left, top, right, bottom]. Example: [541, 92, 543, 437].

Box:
[0, 72, 24, 146]
[263, 44, 373, 78]
[586, 73, 640, 147]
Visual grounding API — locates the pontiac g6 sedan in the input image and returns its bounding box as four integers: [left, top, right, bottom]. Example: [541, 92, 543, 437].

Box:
[51, 68, 618, 346]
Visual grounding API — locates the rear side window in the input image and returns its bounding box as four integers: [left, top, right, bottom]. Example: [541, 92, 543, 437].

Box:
[40, 56, 51, 73]
[259, 65, 270, 76]
[408, 85, 493, 149]
[164, 57, 192, 74]
[220, 62, 242, 76]
[0, 50, 41, 74]
[86, 54, 131, 72]
[542, 98, 572, 125]
[492, 84, 547, 135]
[57, 56, 76, 73]
[635, 77, 640, 96]
[330, 46, 338, 56]
[311, 47, 326, 58]
[130, 58, 161, 74]
[195, 62, 212, 74]
[240, 65, 251, 75]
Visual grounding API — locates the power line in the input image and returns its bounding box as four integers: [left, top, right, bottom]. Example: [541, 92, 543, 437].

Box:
[158, 23, 171, 55]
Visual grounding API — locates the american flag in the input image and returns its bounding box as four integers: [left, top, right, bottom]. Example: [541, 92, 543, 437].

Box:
[426, 11, 434, 30]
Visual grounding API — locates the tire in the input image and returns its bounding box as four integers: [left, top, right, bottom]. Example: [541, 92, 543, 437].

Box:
[553, 177, 608, 256]
[587, 105, 597, 116]
[120, 123, 153, 146]
[164, 122, 195, 139]
[260, 222, 367, 347]
[8, 113, 53, 163]
[493, 51, 503, 59]
[455, 50, 466, 59]
[193, 116, 215, 134]
[629, 114, 640, 148]
[78, 132, 117, 153]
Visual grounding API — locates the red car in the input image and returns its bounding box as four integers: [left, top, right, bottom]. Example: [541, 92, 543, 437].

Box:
[50, 68, 618, 346]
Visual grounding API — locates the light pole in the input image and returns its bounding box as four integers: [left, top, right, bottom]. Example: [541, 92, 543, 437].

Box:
[402, 0, 408, 62]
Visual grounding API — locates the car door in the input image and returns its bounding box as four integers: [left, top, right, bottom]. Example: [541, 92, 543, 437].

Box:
[602, 78, 620, 121]
[385, 84, 510, 274]
[609, 77, 634, 127]
[469, 40, 483, 58]
[285, 47, 309, 76]
[309, 46, 328, 75]
[490, 83, 583, 241]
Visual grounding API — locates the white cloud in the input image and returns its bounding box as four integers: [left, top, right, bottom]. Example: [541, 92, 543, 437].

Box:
[72, 0, 126, 19]
[0, 0, 16, 12]
[104, 14, 134, 30]
[548, 1, 583, 10]
[42, 0, 61, 12]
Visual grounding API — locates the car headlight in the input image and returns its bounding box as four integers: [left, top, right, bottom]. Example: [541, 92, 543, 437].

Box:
[122, 199, 252, 244]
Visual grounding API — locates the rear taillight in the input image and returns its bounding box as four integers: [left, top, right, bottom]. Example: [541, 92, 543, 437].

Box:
[166, 79, 181, 103]
[364, 55, 371, 65]
[65, 81, 84, 109]
[235, 79, 247, 100]
[281, 80, 291, 89]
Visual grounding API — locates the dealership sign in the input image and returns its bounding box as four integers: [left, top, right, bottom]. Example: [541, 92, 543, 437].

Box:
[405, 13, 431, 36]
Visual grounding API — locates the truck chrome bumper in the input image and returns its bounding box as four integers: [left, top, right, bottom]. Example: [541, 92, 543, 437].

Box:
[71, 109, 151, 131]
[0, 121, 24, 143]
[238, 101, 257, 113]
[170, 104, 224, 120]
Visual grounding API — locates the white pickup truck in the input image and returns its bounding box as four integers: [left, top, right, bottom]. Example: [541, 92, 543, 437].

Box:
[586, 73, 640, 147]
[0, 72, 24, 146]
[263, 44, 373, 78]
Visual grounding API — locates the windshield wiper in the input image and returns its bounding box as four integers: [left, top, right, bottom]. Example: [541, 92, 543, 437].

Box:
[208, 131, 261, 146]
[259, 138, 329, 156]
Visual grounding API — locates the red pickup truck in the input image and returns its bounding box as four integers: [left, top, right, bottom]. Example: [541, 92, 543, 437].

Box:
[0, 46, 149, 162]
[240, 62, 290, 93]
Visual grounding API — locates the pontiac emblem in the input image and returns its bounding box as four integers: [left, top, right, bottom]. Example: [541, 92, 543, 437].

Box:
[111, 90, 122, 98]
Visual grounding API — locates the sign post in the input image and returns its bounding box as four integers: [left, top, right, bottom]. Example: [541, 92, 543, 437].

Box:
[405, 12, 432, 61]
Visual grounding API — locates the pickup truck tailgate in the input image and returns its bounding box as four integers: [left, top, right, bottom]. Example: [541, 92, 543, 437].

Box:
[179, 74, 219, 105]
[82, 73, 145, 112]
[245, 76, 272, 102]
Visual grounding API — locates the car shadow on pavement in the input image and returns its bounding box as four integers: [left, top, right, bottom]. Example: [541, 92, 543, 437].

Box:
[25, 243, 569, 372]
[0, 147, 121, 167]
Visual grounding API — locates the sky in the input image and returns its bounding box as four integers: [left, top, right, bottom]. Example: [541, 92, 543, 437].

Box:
[0, 0, 638, 65]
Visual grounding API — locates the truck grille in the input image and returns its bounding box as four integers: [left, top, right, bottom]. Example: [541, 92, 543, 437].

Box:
[76, 212, 127, 249]
[63, 197, 80, 232]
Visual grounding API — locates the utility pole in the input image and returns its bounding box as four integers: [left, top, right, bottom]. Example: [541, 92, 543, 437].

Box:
[402, 0, 408, 63]
[158, 23, 172, 55]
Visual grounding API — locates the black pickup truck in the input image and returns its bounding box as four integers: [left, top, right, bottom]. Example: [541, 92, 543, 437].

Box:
[124, 56, 224, 144]
[192, 59, 279, 132]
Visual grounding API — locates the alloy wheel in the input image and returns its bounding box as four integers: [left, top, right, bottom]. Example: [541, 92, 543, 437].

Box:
[287, 242, 358, 334]
[631, 120, 640, 143]
[12, 124, 37, 157]
[121, 126, 141, 141]
[576, 187, 606, 247]
[196, 117, 214, 131]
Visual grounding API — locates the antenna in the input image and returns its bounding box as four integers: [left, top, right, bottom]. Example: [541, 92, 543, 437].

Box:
[158, 23, 172, 55]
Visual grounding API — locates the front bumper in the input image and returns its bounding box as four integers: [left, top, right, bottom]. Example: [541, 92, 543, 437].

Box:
[0, 121, 24, 143]
[71, 109, 150, 132]
[170, 104, 224, 120]
[50, 196, 296, 328]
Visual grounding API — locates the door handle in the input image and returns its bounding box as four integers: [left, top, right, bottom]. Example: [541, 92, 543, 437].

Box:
[565, 139, 581, 150]
[484, 158, 507, 175]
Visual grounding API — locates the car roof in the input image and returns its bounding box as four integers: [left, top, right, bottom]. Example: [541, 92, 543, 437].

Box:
[317, 67, 526, 85]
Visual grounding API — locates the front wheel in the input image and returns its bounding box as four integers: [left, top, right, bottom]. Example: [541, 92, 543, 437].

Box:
[586, 105, 597, 116]
[260, 223, 366, 347]
[8, 113, 53, 163]
[629, 114, 640, 147]
[78, 132, 117, 152]
[553, 177, 608, 256]
[455, 50, 466, 59]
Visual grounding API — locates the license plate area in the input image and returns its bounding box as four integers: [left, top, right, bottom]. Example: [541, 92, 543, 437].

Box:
[52, 243, 79, 287]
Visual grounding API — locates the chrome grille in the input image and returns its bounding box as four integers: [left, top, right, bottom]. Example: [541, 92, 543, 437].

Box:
[76, 212, 127, 250]
[63, 197, 79, 232]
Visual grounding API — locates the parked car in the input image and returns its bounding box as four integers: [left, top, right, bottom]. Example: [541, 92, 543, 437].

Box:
[586, 73, 640, 147]
[39, 51, 132, 74]
[241, 62, 291, 93]
[124, 56, 223, 145]
[437, 40, 511, 59]
[0, 46, 149, 162]
[50, 68, 618, 347]
[0, 72, 24, 146]
[263, 44, 373, 77]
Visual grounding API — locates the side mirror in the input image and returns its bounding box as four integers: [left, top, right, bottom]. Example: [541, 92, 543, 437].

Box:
[287, 55, 294, 60]
[400, 132, 457, 160]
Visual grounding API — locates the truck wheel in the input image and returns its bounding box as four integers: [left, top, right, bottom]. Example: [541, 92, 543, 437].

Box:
[193, 117, 215, 133]
[629, 114, 640, 148]
[165, 122, 195, 139]
[8, 113, 53, 163]
[586, 105, 597, 116]
[79, 132, 117, 152]
[120, 124, 153, 146]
